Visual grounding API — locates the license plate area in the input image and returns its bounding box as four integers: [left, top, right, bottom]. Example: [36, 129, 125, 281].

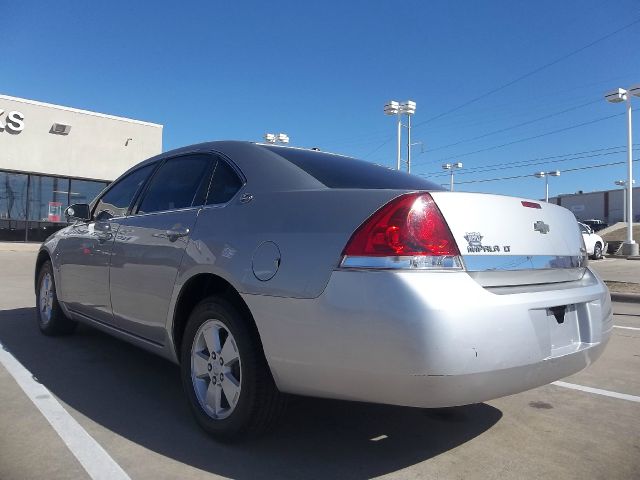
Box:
[547, 304, 580, 355]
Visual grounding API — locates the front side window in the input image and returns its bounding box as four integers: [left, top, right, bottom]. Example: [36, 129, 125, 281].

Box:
[206, 160, 243, 205]
[138, 155, 212, 214]
[94, 164, 155, 220]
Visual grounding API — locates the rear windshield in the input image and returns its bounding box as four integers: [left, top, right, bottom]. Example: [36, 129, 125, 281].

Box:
[261, 146, 443, 190]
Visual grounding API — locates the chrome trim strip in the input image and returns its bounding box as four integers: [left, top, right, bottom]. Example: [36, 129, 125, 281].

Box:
[463, 255, 587, 272]
[467, 268, 586, 287]
[340, 255, 464, 270]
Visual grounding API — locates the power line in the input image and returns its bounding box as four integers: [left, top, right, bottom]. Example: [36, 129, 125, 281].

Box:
[361, 135, 394, 159]
[418, 111, 626, 166]
[411, 17, 640, 130]
[428, 150, 625, 178]
[420, 144, 639, 177]
[418, 99, 600, 155]
[454, 158, 639, 185]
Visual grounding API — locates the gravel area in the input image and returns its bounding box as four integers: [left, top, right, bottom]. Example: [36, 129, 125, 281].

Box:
[605, 281, 640, 294]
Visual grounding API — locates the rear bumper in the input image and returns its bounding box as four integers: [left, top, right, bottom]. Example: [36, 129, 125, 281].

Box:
[244, 268, 612, 407]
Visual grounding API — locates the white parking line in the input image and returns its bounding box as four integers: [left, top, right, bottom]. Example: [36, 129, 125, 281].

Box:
[614, 325, 640, 331]
[0, 342, 131, 480]
[552, 381, 640, 403]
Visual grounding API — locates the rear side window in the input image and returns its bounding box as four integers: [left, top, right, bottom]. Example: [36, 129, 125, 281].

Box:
[94, 164, 155, 220]
[138, 155, 213, 214]
[261, 145, 443, 190]
[206, 160, 243, 205]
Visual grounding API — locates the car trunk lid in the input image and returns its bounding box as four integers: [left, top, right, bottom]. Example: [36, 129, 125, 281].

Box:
[429, 191, 587, 287]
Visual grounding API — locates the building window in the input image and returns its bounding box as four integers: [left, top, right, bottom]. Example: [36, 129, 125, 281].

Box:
[70, 179, 108, 206]
[0, 171, 28, 241]
[0, 169, 110, 242]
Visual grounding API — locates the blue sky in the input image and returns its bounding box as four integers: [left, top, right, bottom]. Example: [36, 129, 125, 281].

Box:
[4, 0, 640, 199]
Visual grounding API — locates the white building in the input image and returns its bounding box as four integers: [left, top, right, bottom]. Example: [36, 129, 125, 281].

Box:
[0, 94, 162, 241]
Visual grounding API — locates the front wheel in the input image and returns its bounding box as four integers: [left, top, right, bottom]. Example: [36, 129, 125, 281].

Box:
[36, 261, 77, 335]
[180, 297, 285, 441]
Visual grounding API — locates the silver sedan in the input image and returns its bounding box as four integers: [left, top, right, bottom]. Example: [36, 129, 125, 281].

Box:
[35, 141, 612, 440]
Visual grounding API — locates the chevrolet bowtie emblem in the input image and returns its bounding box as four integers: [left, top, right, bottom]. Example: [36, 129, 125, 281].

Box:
[533, 220, 550, 234]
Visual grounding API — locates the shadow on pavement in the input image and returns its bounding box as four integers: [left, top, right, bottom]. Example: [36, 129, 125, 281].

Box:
[0, 307, 502, 479]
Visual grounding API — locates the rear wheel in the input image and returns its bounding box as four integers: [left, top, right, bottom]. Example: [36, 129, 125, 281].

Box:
[592, 242, 603, 260]
[180, 297, 285, 441]
[36, 261, 77, 335]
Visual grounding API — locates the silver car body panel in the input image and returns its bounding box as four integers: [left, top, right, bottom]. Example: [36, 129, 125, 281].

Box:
[109, 207, 199, 344]
[38, 140, 613, 408]
[243, 268, 611, 407]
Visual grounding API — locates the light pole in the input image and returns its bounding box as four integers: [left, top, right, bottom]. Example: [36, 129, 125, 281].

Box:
[615, 179, 636, 223]
[442, 162, 463, 191]
[401, 101, 416, 173]
[605, 84, 640, 256]
[384, 100, 416, 172]
[534, 170, 560, 202]
[264, 133, 290, 144]
[384, 101, 401, 171]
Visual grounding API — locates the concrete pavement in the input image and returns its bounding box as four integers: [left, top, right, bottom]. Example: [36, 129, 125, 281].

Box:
[590, 257, 640, 284]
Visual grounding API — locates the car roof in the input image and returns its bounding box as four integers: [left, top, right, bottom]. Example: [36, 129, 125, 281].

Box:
[120, 140, 442, 193]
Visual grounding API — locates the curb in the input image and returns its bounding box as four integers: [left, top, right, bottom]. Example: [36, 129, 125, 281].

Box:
[610, 292, 640, 304]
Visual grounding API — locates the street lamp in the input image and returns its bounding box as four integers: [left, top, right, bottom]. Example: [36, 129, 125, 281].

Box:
[384, 100, 416, 172]
[264, 133, 290, 144]
[615, 179, 636, 223]
[534, 170, 560, 202]
[442, 162, 463, 191]
[384, 101, 401, 171]
[605, 84, 640, 256]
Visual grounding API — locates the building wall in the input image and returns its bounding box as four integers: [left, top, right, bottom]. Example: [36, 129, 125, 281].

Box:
[0, 94, 162, 181]
[553, 187, 640, 223]
[0, 94, 162, 241]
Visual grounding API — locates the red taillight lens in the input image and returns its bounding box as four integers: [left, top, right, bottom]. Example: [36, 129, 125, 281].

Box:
[343, 193, 460, 257]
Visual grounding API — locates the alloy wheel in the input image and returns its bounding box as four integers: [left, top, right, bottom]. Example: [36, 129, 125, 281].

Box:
[191, 319, 242, 419]
[39, 273, 54, 325]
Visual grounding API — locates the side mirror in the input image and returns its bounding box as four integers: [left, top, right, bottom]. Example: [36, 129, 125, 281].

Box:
[65, 204, 91, 222]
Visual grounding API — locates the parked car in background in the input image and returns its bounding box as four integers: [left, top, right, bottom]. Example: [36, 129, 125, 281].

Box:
[579, 222, 606, 259]
[582, 219, 608, 232]
[34, 141, 613, 440]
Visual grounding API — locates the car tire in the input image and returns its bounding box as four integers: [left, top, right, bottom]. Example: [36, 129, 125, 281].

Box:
[592, 242, 603, 260]
[180, 296, 285, 441]
[36, 261, 78, 335]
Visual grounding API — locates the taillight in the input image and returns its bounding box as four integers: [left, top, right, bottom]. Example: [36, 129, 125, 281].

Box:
[341, 193, 463, 270]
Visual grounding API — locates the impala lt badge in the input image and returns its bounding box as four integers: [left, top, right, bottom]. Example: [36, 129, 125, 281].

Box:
[534, 221, 550, 234]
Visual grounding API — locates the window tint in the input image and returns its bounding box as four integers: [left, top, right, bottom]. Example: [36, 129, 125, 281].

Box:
[138, 155, 212, 214]
[261, 145, 444, 190]
[94, 164, 154, 220]
[206, 160, 243, 204]
[579, 223, 588, 233]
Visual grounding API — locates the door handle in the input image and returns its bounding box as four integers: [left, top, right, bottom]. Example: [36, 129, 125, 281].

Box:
[166, 228, 190, 242]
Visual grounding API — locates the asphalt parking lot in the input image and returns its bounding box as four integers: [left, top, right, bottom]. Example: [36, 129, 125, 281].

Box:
[0, 249, 638, 480]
